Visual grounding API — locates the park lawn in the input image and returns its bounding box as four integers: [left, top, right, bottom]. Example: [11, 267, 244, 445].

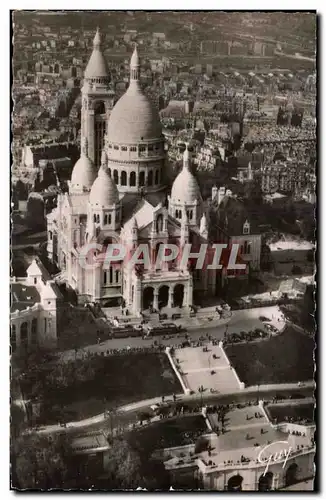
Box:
[23, 352, 182, 425]
[266, 402, 315, 424]
[224, 326, 314, 387]
[128, 415, 208, 453]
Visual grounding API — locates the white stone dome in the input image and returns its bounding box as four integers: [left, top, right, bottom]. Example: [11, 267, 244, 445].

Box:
[171, 148, 202, 204]
[71, 155, 96, 190]
[171, 168, 202, 203]
[89, 168, 119, 207]
[107, 82, 162, 144]
[84, 29, 108, 80]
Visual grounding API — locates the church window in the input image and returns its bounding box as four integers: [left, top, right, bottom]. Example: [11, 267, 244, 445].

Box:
[115, 270, 120, 283]
[104, 215, 108, 225]
[114, 145, 119, 150]
[243, 241, 252, 254]
[109, 267, 113, 283]
[93, 214, 96, 223]
[157, 214, 164, 232]
[155, 170, 159, 185]
[148, 145, 153, 152]
[130, 171, 136, 186]
[139, 171, 145, 187]
[139, 145, 146, 153]
[113, 170, 119, 184]
[121, 146, 127, 151]
[49, 231, 53, 240]
[121, 171, 127, 186]
[108, 214, 112, 224]
[243, 221, 250, 234]
[148, 170, 153, 186]
[189, 210, 193, 220]
[175, 210, 178, 218]
[96, 214, 100, 223]
[130, 146, 137, 152]
[104, 271, 107, 285]
[108, 144, 112, 149]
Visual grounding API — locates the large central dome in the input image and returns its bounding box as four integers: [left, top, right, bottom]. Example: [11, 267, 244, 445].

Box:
[107, 85, 162, 144]
[107, 45, 162, 144]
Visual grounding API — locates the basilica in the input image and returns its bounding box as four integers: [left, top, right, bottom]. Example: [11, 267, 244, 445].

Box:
[47, 30, 255, 315]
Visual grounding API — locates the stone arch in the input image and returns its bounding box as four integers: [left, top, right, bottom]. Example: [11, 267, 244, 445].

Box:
[258, 472, 273, 491]
[121, 171, 127, 186]
[20, 322, 28, 348]
[148, 170, 153, 186]
[11, 324, 16, 353]
[130, 171, 136, 187]
[139, 171, 145, 187]
[158, 285, 169, 309]
[227, 475, 243, 491]
[113, 169, 119, 185]
[143, 286, 154, 311]
[173, 283, 184, 308]
[285, 463, 298, 487]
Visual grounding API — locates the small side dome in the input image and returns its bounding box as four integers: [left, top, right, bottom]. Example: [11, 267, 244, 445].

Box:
[89, 167, 119, 207]
[171, 147, 202, 204]
[71, 140, 96, 190]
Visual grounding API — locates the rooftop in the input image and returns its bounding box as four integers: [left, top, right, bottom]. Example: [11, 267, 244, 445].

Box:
[11, 283, 41, 312]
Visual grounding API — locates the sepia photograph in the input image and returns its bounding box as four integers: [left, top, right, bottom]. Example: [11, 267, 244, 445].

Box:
[10, 9, 316, 491]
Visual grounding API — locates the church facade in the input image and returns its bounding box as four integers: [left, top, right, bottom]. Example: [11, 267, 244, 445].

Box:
[47, 31, 254, 315]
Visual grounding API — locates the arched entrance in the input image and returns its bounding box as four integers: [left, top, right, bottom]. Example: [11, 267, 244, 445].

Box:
[227, 475, 243, 491]
[158, 285, 169, 309]
[258, 472, 273, 491]
[143, 287, 154, 311]
[173, 284, 184, 307]
[285, 463, 298, 487]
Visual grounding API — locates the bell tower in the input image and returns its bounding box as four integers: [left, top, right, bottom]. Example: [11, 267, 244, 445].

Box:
[81, 28, 114, 168]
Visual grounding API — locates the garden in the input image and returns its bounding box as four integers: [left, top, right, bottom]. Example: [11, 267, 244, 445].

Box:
[224, 326, 314, 387]
[19, 351, 181, 425]
[128, 414, 208, 453]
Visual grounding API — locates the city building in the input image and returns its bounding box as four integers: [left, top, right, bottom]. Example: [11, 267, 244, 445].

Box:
[10, 259, 62, 352]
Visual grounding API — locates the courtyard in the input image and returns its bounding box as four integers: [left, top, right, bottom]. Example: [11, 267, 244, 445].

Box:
[173, 344, 241, 394]
[225, 326, 315, 387]
[20, 352, 182, 425]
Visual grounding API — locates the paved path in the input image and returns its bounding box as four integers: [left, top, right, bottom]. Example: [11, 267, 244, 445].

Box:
[58, 306, 286, 363]
[28, 381, 314, 436]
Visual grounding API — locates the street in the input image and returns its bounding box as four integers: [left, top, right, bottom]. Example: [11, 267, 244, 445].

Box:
[59, 306, 285, 363]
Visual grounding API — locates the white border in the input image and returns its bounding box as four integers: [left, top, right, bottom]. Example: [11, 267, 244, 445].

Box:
[2, 3, 321, 497]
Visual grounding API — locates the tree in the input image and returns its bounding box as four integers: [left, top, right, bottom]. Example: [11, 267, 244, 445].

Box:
[12, 433, 72, 490]
[103, 437, 169, 491]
